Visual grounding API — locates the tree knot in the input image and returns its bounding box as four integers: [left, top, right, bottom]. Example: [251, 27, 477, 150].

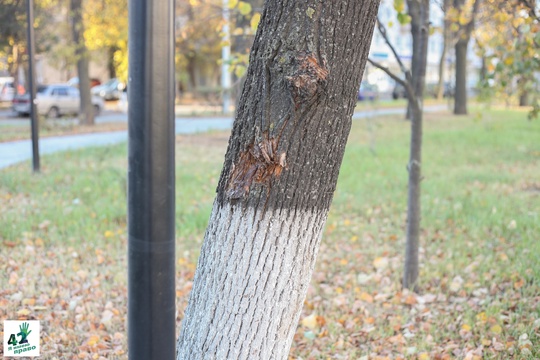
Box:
[285, 52, 328, 108]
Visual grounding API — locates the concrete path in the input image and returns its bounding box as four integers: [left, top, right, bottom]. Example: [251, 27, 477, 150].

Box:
[0, 105, 447, 170]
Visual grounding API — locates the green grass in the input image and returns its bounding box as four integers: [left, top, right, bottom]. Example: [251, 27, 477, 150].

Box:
[0, 109, 538, 358]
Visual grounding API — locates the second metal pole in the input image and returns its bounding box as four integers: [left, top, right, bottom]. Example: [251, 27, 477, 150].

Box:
[26, 0, 39, 172]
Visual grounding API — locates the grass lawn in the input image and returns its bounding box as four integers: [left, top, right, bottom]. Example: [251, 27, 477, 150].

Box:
[0, 109, 538, 358]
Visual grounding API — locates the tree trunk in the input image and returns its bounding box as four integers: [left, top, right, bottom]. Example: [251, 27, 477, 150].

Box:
[406, 1, 429, 120]
[519, 92, 530, 107]
[186, 54, 197, 94]
[403, 97, 423, 290]
[436, 0, 450, 100]
[436, 45, 447, 100]
[71, 0, 95, 125]
[454, 39, 468, 115]
[176, 0, 380, 358]
[453, 0, 480, 115]
[402, 0, 429, 290]
[107, 45, 118, 79]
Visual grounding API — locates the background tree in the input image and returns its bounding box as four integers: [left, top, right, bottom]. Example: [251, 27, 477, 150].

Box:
[0, 0, 56, 90]
[84, 0, 128, 81]
[475, 0, 540, 118]
[175, 0, 223, 98]
[70, 0, 94, 125]
[435, 0, 452, 100]
[450, 0, 481, 115]
[176, 0, 380, 358]
[368, 0, 430, 290]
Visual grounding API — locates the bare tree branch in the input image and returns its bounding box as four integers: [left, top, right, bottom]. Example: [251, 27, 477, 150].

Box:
[367, 58, 416, 100]
[367, 58, 405, 86]
[375, 18, 414, 85]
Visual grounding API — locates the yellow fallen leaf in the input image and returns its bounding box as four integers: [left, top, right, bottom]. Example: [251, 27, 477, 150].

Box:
[359, 292, 374, 303]
[491, 324, 503, 334]
[22, 298, 36, 306]
[476, 312, 487, 322]
[104, 230, 114, 238]
[418, 353, 430, 360]
[17, 308, 31, 316]
[461, 324, 471, 332]
[87, 335, 100, 346]
[301, 314, 318, 329]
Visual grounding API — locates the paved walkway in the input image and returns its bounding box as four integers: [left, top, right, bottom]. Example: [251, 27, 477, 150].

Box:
[0, 105, 447, 170]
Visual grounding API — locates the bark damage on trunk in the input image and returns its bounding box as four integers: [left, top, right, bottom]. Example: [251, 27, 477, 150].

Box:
[177, 1, 380, 358]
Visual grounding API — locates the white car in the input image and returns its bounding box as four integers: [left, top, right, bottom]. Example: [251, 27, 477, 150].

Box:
[0, 77, 15, 102]
[12, 84, 105, 118]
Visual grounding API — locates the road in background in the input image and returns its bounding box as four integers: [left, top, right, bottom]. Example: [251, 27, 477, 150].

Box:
[0, 105, 447, 170]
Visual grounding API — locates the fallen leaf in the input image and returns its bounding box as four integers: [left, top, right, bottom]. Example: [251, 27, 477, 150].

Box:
[301, 314, 318, 329]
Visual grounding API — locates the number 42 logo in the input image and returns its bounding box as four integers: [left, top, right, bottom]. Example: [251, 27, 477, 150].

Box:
[8, 322, 33, 345]
[3, 320, 40, 356]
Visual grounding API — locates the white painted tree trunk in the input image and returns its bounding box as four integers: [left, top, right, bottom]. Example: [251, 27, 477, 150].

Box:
[177, 204, 326, 359]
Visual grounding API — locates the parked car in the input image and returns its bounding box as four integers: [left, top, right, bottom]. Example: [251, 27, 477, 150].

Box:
[392, 83, 408, 99]
[12, 84, 105, 118]
[91, 78, 124, 100]
[358, 81, 379, 101]
[0, 77, 15, 102]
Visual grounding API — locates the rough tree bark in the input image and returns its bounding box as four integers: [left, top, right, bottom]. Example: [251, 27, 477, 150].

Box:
[71, 0, 95, 125]
[176, 0, 380, 358]
[453, 0, 481, 115]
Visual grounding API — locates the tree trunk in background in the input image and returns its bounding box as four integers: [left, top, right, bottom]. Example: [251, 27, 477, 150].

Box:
[454, 39, 468, 114]
[453, 0, 480, 115]
[403, 0, 429, 290]
[186, 54, 197, 94]
[107, 46, 118, 79]
[519, 92, 530, 106]
[404, 97, 424, 290]
[71, 0, 95, 125]
[406, 0, 429, 120]
[176, 0, 380, 358]
[436, 0, 451, 100]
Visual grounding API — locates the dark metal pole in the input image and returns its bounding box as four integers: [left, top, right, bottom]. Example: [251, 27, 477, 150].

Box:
[128, 0, 176, 357]
[26, 0, 39, 172]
